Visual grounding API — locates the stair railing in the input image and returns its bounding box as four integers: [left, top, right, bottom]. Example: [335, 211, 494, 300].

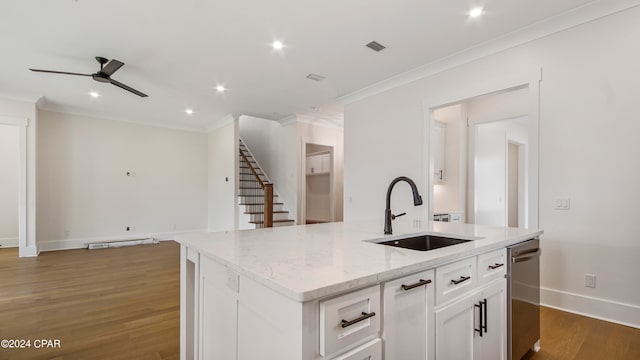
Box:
[239, 148, 273, 228]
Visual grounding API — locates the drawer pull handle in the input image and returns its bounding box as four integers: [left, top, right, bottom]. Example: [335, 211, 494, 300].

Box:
[341, 311, 376, 328]
[488, 263, 504, 270]
[450, 275, 471, 285]
[401, 279, 432, 291]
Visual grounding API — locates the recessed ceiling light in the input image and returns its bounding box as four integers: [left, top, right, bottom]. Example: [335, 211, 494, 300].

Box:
[469, 7, 483, 18]
[185, 109, 194, 115]
[272, 40, 284, 50]
[216, 85, 226, 93]
[89, 91, 100, 98]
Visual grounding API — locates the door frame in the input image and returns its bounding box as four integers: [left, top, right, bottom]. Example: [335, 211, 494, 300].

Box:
[423, 68, 540, 229]
[300, 138, 335, 224]
[0, 116, 29, 256]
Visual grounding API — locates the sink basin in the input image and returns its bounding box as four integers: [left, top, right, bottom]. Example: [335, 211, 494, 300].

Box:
[375, 235, 471, 251]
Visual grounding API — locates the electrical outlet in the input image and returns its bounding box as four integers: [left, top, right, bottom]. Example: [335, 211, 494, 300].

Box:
[126, 226, 136, 232]
[584, 274, 596, 288]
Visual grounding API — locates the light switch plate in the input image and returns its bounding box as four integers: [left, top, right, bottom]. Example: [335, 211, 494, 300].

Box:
[555, 197, 570, 210]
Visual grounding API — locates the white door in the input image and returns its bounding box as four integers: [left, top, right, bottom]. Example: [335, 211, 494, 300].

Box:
[383, 270, 434, 360]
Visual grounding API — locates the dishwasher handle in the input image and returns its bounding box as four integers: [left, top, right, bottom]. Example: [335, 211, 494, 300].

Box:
[512, 248, 541, 263]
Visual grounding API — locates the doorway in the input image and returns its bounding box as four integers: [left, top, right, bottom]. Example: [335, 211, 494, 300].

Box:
[472, 116, 528, 227]
[0, 116, 28, 256]
[427, 83, 537, 229]
[0, 124, 19, 249]
[304, 143, 333, 224]
[507, 141, 526, 227]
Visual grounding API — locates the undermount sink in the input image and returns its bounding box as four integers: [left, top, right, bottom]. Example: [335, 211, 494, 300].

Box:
[373, 234, 472, 251]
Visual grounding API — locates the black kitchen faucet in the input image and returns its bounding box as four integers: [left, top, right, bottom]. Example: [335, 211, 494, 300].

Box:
[384, 176, 423, 235]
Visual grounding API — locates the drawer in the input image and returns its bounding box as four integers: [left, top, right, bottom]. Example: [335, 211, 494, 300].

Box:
[320, 285, 381, 357]
[477, 248, 507, 286]
[435, 257, 476, 306]
[333, 338, 382, 360]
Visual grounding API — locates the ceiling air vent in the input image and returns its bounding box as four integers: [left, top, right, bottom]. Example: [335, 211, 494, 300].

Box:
[306, 73, 326, 82]
[366, 41, 386, 52]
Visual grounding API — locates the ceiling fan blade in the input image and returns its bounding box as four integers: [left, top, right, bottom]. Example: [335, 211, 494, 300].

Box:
[101, 59, 124, 76]
[110, 79, 148, 98]
[29, 69, 91, 77]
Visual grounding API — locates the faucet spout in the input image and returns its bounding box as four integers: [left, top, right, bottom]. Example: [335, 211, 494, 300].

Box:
[384, 176, 423, 234]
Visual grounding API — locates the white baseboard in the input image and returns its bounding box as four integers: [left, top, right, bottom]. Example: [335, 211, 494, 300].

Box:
[541, 287, 640, 329]
[37, 230, 206, 252]
[0, 237, 19, 248]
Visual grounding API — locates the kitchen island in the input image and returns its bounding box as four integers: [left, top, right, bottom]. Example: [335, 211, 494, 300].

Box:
[177, 220, 542, 360]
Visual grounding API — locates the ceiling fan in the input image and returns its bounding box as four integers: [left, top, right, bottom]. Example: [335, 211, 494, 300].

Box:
[29, 56, 148, 97]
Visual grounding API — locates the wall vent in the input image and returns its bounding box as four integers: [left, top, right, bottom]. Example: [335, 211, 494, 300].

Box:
[366, 41, 386, 52]
[87, 238, 158, 249]
[306, 73, 326, 82]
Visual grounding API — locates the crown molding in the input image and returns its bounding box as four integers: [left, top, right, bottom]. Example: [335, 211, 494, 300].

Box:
[39, 106, 209, 133]
[276, 114, 297, 126]
[207, 113, 237, 133]
[338, 1, 640, 105]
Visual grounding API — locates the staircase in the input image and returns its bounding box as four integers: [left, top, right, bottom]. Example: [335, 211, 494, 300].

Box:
[238, 138, 295, 229]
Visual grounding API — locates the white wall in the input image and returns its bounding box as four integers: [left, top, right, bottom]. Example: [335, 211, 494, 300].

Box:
[344, 7, 640, 326]
[239, 115, 298, 221]
[208, 118, 238, 232]
[0, 124, 19, 247]
[297, 121, 344, 223]
[36, 110, 208, 250]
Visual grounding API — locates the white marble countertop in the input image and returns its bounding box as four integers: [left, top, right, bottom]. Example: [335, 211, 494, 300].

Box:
[175, 220, 542, 302]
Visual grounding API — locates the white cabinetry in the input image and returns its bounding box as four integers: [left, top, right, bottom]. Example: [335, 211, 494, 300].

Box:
[432, 120, 446, 183]
[320, 285, 381, 357]
[382, 270, 435, 360]
[182, 245, 509, 360]
[434, 249, 507, 360]
[307, 153, 331, 175]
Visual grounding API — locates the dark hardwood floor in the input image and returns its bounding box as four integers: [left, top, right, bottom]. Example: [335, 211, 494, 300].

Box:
[0, 242, 180, 360]
[1, 241, 638, 359]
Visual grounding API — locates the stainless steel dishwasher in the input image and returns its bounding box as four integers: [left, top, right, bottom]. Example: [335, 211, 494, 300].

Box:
[507, 238, 542, 360]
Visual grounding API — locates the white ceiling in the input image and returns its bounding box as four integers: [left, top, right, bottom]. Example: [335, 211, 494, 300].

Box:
[0, 0, 623, 131]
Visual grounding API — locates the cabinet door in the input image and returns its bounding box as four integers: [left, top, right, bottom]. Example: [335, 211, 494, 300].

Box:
[333, 338, 382, 360]
[474, 280, 507, 360]
[306, 155, 321, 174]
[383, 270, 434, 360]
[320, 153, 331, 173]
[199, 257, 238, 360]
[435, 294, 476, 360]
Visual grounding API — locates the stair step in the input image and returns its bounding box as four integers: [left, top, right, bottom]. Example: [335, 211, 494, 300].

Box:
[249, 219, 295, 225]
[239, 194, 278, 197]
[244, 211, 289, 215]
[239, 202, 284, 206]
